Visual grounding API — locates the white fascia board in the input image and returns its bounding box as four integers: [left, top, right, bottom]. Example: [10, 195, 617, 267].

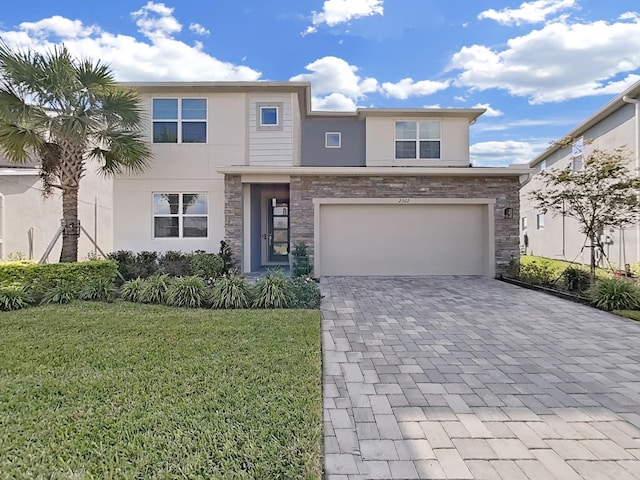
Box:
[0, 168, 40, 176]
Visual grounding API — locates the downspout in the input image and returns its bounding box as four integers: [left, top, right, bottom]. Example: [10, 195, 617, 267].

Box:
[622, 95, 640, 264]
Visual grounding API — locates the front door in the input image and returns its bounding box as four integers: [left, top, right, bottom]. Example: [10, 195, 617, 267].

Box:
[268, 200, 289, 263]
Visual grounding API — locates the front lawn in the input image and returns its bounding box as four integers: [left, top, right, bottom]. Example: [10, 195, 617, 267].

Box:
[0, 302, 322, 479]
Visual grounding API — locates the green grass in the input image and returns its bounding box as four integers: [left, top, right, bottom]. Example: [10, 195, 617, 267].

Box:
[0, 302, 322, 479]
[613, 310, 640, 322]
[521, 255, 608, 278]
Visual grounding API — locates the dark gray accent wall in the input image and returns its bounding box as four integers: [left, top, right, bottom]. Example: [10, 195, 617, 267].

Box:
[301, 117, 365, 166]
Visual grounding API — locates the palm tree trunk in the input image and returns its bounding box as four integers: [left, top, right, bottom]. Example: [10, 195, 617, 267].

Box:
[60, 186, 79, 263]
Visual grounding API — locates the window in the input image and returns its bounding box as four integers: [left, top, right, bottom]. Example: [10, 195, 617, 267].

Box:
[260, 106, 278, 126]
[256, 102, 284, 131]
[153, 193, 208, 238]
[325, 132, 341, 148]
[540, 160, 547, 172]
[572, 136, 584, 171]
[521, 217, 528, 230]
[153, 98, 206, 143]
[395, 120, 441, 159]
[536, 213, 545, 230]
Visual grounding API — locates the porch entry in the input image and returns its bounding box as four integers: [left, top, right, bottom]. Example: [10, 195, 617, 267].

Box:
[249, 183, 290, 271]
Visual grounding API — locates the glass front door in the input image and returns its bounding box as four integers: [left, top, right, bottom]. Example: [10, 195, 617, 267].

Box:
[269, 201, 289, 262]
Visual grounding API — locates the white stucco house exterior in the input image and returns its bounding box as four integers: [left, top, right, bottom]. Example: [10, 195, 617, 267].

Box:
[520, 80, 640, 269]
[114, 81, 531, 277]
[0, 156, 113, 261]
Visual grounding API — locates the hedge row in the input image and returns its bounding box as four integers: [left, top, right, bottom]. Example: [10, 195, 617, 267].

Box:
[0, 260, 118, 291]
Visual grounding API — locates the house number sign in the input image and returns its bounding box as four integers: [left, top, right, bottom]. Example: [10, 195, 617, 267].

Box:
[398, 198, 411, 204]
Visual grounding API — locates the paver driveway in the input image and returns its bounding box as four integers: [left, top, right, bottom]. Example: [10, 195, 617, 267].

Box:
[321, 276, 640, 480]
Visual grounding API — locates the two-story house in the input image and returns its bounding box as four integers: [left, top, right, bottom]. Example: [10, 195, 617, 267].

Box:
[520, 80, 640, 269]
[114, 82, 530, 277]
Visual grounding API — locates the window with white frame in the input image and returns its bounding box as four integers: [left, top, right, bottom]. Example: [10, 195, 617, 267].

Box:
[521, 217, 528, 230]
[572, 136, 584, 171]
[325, 132, 341, 148]
[395, 120, 441, 159]
[153, 193, 208, 238]
[540, 160, 547, 172]
[536, 213, 545, 230]
[260, 106, 278, 126]
[152, 98, 207, 143]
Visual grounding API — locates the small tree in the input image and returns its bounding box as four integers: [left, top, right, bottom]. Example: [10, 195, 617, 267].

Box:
[529, 146, 640, 276]
[0, 44, 151, 262]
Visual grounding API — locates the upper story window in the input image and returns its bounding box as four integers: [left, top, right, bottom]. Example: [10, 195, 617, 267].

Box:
[536, 213, 545, 230]
[153, 98, 207, 144]
[153, 193, 208, 238]
[326, 132, 341, 148]
[260, 106, 278, 126]
[540, 160, 547, 172]
[572, 137, 584, 172]
[256, 102, 283, 132]
[395, 120, 441, 159]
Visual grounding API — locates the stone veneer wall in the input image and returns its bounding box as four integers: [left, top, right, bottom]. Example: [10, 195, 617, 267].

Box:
[289, 175, 520, 276]
[224, 175, 243, 269]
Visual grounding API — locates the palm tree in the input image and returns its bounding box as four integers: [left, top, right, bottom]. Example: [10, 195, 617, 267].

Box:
[0, 44, 151, 262]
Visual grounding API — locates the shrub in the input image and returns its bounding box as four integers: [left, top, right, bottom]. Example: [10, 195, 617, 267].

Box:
[291, 242, 312, 278]
[589, 278, 640, 311]
[189, 251, 224, 283]
[519, 260, 556, 286]
[41, 281, 78, 305]
[253, 271, 294, 309]
[505, 258, 520, 279]
[289, 277, 322, 309]
[120, 278, 146, 303]
[211, 275, 251, 309]
[0, 260, 117, 293]
[562, 267, 592, 293]
[80, 278, 119, 303]
[107, 250, 158, 281]
[0, 285, 32, 311]
[158, 251, 192, 277]
[139, 274, 172, 305]
[219, 241, 235, 275]
[166, 276, 209, 308]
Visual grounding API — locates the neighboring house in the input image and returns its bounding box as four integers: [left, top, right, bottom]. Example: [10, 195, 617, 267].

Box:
[114, 82, 530, 277]
[520, 80, 640, 269]
[0, 156, 113, 261]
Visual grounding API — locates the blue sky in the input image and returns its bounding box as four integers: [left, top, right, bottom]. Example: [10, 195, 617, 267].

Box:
[1, 0, 639, 166]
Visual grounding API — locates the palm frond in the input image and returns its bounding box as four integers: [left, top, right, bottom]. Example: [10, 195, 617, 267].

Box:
[0, 122, 43, 163]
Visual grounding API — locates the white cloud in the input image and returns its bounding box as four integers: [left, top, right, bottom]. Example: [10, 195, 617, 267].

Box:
[450, 16, 640, 103]
[478, 0, 577, 26]
[313, 93, 357, 111]
[473, 117, 577, 133]
[0, 6, 261, 82]
[381, 78, 450, 100]
[290, 56, 378, 109]
[189, 23, 210, 36]
[131, 1, 181, 39]
[305, 0, 383, 33]
[470, 140, 536, 166]
[471, 103, 503, 117]
[19, 15, 99, 38]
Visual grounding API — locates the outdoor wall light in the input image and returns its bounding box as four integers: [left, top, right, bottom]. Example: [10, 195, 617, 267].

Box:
[503, 207, 513, 219]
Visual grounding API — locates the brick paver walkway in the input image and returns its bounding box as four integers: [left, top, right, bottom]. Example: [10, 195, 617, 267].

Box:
[321, 277, 640, 479]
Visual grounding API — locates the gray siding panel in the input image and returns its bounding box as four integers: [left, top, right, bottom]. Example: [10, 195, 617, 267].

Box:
[301, 118, 365, 167]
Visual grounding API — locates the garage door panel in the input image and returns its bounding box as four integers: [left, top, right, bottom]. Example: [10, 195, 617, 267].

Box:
[319, 204, 487, 276]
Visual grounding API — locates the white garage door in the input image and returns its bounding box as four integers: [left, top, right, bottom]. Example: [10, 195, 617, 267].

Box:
[318, 203, 488, 276]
